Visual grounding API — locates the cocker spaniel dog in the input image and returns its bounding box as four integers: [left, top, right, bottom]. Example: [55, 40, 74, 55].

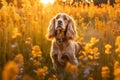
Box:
[47, 13, 82, 80]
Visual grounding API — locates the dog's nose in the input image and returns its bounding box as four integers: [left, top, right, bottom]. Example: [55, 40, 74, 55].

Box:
[58, 20, 62, 24]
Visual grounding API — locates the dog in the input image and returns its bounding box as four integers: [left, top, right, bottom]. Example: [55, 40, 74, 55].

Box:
[47, 13, 82, 80]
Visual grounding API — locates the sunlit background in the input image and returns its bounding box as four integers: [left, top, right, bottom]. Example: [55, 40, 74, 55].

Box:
[39, 0, 94, 5]
[0, 0, 120, 80]
[40, 0, 55, 4]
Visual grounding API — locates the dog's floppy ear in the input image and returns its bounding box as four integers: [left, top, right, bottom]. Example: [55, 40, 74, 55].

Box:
[66, 17, 76, 40]
[47, 18, 56, 39]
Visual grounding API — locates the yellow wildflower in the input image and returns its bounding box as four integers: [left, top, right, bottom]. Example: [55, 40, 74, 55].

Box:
[32, 45, 41, 52]
[101, 66, 110, 79]
[115, 36, 120, 53]
[78, 34, 84, 44]
[78, 52, 86, 60]
[14, 54, 24, 67]
[85, 43, 93, 49]
[25, 37, 32, 45]
[36, 66, 48, 79]
[12, 28, 22, 39]
[88, 77, 94, 80]
[115, 47, 120, 53]
[90, 37, 99, 45]
[2, 61, 19, 80]
[114, 68, 120, 80]
[115, 36, 120, 46]
[48, 75, 58, 80]
[84, 43, 93, 53]
[114, 61, 120, 69]
[32, 45, 42, 58]
[32, 50, 42, 58]
[65, 62, 78, 75]
[84, 37, 99, 54]
[88, 55, 94, 60]
[93, 47, 99, 54]
[105, 44, 112, 48]
[33, 60, 40, 67]
[105, 44, 112, 54]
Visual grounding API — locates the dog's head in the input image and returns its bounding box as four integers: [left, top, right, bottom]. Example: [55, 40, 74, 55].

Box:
[47, 13, 76, 40]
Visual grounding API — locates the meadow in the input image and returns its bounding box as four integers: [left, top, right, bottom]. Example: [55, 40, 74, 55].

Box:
[0, 0, 120, 80]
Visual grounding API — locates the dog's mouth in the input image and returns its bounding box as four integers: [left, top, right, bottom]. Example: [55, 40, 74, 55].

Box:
[56, 27, 65, 34]
[56, 26, 65, 31]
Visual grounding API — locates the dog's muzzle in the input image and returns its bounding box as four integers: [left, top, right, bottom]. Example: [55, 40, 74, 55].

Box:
[56, 26, 64, 31]
[56, 20, 63, 29]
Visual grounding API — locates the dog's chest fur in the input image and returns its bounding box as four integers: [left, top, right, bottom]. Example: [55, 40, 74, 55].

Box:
[54, 40, 70, 66]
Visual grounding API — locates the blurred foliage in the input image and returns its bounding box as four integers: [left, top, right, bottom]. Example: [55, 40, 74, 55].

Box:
[0, 0, 120, 80]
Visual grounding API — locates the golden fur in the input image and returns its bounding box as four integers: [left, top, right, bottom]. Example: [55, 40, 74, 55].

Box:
[47, 13, 82, 79]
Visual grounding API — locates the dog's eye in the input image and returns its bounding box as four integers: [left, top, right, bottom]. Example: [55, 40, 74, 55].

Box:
[56, 15, 60, 19]
[64, 17, 67, 20]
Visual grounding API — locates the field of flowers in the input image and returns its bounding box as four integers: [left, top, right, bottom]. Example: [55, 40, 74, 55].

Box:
[0, 0, 120, 80]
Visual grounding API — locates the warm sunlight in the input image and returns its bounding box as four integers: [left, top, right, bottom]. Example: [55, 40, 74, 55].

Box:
[40, 0, 54, 4]
[1, 0, 119, 80]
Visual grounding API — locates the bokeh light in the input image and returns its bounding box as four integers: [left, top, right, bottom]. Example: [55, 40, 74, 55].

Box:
[40, 0, 54, 4]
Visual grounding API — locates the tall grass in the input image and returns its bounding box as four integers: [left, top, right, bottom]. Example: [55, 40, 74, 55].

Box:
[0, 0, 120, 80]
